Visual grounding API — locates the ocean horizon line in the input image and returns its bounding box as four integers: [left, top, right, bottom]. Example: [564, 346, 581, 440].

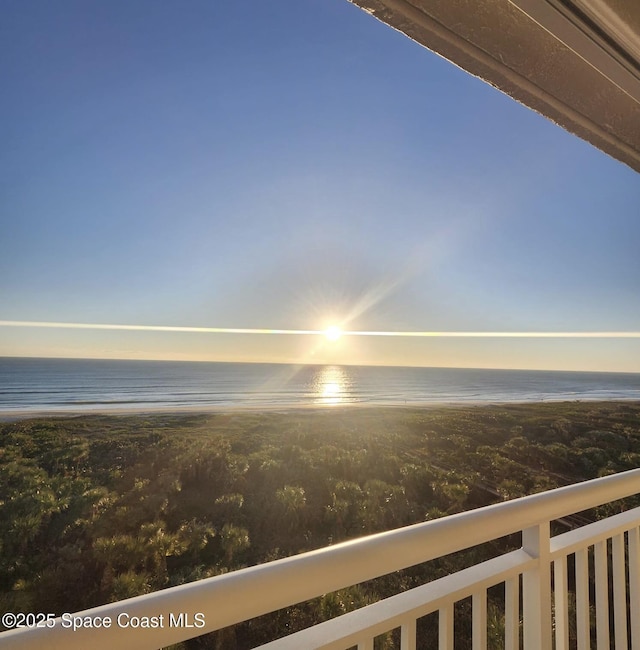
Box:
[2, 354, 639, 376]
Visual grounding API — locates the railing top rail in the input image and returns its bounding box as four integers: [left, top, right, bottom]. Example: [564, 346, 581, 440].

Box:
[3, 469, 640, 650]
[254, 549, 535, 650]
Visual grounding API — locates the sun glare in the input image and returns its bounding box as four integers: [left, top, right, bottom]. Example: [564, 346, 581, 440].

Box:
[324, 325, 342, 342]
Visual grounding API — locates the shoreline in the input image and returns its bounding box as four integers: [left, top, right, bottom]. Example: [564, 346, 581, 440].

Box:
[2, 397, 640, 423]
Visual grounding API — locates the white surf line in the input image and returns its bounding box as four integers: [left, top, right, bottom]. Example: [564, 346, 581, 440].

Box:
[1, 320, 640, 338]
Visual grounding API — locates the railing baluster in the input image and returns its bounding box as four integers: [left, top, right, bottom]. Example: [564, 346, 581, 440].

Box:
[400, 618, 417, 650]
[522, 523, 552, 650]
[505, 576, 519, 650]
[575, 548, 590, 650]
[439, 604, 454, 650]
[612, 533, 628, 649]
[357, 637, 374, 650]
[472, 590, 487, 650]
[553, 556, 569, 650]
[594, 540, 610, 650]
[629, 527, 640, 649]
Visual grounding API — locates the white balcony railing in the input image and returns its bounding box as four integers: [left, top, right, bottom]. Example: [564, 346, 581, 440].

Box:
[2, 469, 640, 650]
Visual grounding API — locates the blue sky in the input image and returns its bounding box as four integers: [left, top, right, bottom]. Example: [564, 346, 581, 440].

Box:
[1, 0, 639, 370]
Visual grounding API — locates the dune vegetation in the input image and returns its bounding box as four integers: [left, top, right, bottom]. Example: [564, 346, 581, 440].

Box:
[2, 402, 640, 647]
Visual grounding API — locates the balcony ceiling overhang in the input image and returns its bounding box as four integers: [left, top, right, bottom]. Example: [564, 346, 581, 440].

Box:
[348, 0, 640, 173]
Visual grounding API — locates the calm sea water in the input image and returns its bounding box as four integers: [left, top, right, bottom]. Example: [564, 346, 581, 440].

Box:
[1, 357, 639, 414]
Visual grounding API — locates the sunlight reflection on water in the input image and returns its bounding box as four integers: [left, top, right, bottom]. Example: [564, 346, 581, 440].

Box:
[312, 366, 350, 405]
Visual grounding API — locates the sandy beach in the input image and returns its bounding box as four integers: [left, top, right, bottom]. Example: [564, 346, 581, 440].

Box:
[3, 395, 639, 423]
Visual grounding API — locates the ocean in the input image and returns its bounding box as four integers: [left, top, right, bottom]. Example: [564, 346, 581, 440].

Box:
[1, 357, 639, 415]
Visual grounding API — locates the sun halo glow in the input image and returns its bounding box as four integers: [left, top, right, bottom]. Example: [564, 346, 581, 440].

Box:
[324, 325, 342, 342]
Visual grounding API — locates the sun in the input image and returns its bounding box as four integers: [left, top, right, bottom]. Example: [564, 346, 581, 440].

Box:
[324, 325, 342, 342]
